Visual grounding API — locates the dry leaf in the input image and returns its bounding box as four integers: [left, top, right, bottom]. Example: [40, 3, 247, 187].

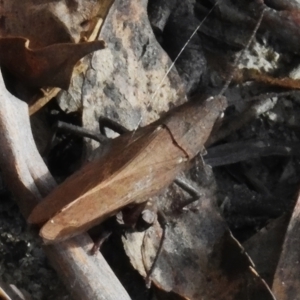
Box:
[1, 0, 113, 111]
[0, 37, 105, 89]
[123, 167, 275, 300]
[1, 0, 111, 46]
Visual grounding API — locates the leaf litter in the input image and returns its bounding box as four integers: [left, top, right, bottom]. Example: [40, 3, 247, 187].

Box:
[1, 0, 300, 299]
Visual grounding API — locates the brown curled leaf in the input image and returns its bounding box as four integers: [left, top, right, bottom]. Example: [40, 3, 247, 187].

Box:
[0, 37, 105, 89]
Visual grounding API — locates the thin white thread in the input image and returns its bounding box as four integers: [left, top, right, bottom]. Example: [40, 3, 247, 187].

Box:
[130, 1, 221, 139]
[128, 3, 266, 145]
[150, 2, 220, 103]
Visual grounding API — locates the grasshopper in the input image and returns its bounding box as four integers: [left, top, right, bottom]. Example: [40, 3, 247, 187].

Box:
[28, 5, 265, 244]
[28, 95, 226, 242]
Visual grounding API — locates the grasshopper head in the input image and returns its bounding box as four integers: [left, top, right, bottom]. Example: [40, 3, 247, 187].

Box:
[206, 95, 228, 115]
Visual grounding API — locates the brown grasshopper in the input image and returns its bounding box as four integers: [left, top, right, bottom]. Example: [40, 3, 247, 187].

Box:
[28, 95, 227, 242]
[28, 6, 265, 244]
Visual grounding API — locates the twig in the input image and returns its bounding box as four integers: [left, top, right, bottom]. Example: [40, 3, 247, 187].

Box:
[0, 72, 131, 300]
[205, 139, 300, 167]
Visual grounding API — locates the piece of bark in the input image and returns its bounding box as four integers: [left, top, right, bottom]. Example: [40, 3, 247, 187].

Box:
[0, 72, 131, 300]
[243, 215, 290, 286]
[58, 0, 186, 156]
[272, 191, 300, 299]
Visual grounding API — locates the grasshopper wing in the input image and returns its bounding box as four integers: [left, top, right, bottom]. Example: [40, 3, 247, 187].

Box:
[28, 125, 187, 242]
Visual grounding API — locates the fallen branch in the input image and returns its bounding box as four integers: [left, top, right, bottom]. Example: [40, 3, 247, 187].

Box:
[0, 72, 131, 300]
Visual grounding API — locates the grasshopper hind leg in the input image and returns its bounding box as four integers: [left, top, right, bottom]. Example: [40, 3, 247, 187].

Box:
[98, 116, 130, 135]
[54, 121, 109, 143]
[44, 121, 109, 157]
[45, 118, 128, 170]
[47, 115, 129, 156]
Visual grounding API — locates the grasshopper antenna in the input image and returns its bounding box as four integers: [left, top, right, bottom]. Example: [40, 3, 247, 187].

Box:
[150, 1, 220, 103]
[132, 2, 265, 135]
[218, 6, 266, 96]
[130, 0, 221, 134]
